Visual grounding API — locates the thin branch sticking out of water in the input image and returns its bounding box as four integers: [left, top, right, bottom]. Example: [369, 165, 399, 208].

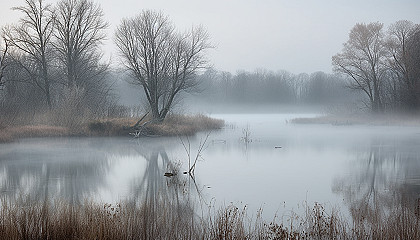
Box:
[241, 124, 252, 144]
[180, 132, 211, 175]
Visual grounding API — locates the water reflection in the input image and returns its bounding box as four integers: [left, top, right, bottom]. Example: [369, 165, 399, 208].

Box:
[127, 139, 205, 211]
[129, 142, 179, 203]
[0, 138, 112, 204]
[333, 138, 420, 221]
[124, 139, 204, 238]
[1, 114, 420, 223]
[0, 137, 203, 221]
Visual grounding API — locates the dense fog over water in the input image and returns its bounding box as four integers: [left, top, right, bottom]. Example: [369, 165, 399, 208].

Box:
[2, 114, 420, 221]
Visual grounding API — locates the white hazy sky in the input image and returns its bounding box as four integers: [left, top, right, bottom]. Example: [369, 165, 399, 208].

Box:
[1, 0, 420, 74]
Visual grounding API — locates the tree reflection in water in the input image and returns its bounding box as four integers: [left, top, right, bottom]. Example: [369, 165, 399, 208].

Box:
[123, 139, 208, 239]
[0, 137, 207, 210]
[0, 137, 210, 238]
[333, 138, 420, 223]
[131, 138, 207, 203]
[0, 138, 112, 204]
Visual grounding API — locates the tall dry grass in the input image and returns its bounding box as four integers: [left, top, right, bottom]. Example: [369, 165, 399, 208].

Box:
[147, 114, 225, 136]
[1, 196, 420, 239]
[0, 196, 201, 240]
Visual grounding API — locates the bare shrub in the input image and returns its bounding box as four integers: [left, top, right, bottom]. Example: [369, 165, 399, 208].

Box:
[50, 87, 92, 132]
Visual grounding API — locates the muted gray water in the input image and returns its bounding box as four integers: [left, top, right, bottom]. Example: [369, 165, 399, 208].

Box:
[1, 114, 420, 219]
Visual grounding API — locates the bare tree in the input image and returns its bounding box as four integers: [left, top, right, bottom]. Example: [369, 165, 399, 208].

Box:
[53, 0, 108, 88]
[332, 22, 387, 113]
[115, 10, 212, 121]
[0, 37, 8, 89]
[52, 0, 112, 118]
[406, 29, 420, 104]
[386, 20, 420, 109]
[3, 0, 55, 109]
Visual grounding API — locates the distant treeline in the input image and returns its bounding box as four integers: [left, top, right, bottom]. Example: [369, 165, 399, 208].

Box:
[196, 69, 359, 106]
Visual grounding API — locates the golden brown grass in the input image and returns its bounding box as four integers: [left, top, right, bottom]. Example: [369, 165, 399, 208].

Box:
[147, 114, 225, 136]
[0, 114, 224, 143]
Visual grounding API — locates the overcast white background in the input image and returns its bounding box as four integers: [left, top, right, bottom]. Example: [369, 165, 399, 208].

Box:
[1, 0, 420, 74]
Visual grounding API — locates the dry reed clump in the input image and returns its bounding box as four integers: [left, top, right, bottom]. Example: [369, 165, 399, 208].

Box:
[207, 204, 268, 239]
[208, 205, 249, 239]
[147, 114, 224, 136]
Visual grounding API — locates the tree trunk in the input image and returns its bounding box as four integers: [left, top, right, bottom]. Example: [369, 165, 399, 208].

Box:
[42, 63, 52, 109]
[151, 102, 161, 122]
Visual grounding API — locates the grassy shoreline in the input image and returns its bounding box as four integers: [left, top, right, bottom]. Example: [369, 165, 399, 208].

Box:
[0, 114, 224, 143]
[291, 113, 420, 126]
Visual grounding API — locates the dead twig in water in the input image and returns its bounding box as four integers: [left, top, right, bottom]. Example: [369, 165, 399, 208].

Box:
[241, 124, 252, 144]
[180, 132, 211, 175]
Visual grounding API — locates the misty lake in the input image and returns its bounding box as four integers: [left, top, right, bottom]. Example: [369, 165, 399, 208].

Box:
[1, 113, 420, 220]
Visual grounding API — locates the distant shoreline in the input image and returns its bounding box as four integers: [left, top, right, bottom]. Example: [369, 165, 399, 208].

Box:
[291, 113, 420, 126]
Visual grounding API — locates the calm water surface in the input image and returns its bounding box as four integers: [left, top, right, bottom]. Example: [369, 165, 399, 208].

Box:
[1, 113, 420, 219]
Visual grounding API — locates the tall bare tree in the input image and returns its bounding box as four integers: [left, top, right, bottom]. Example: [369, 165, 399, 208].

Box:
[115, 10, 211, 121]
[53, 0, 108, 88]
[0, 37, 8, 89]
[406, 28, 420, 110]
[386, 20, 420, 109]
[332, 22, 386, 112]
[2, 0, 55, 109]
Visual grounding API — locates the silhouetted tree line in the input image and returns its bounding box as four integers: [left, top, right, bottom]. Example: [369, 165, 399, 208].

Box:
[333, 20, 420, 113]
[196, 68, 357, 106]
